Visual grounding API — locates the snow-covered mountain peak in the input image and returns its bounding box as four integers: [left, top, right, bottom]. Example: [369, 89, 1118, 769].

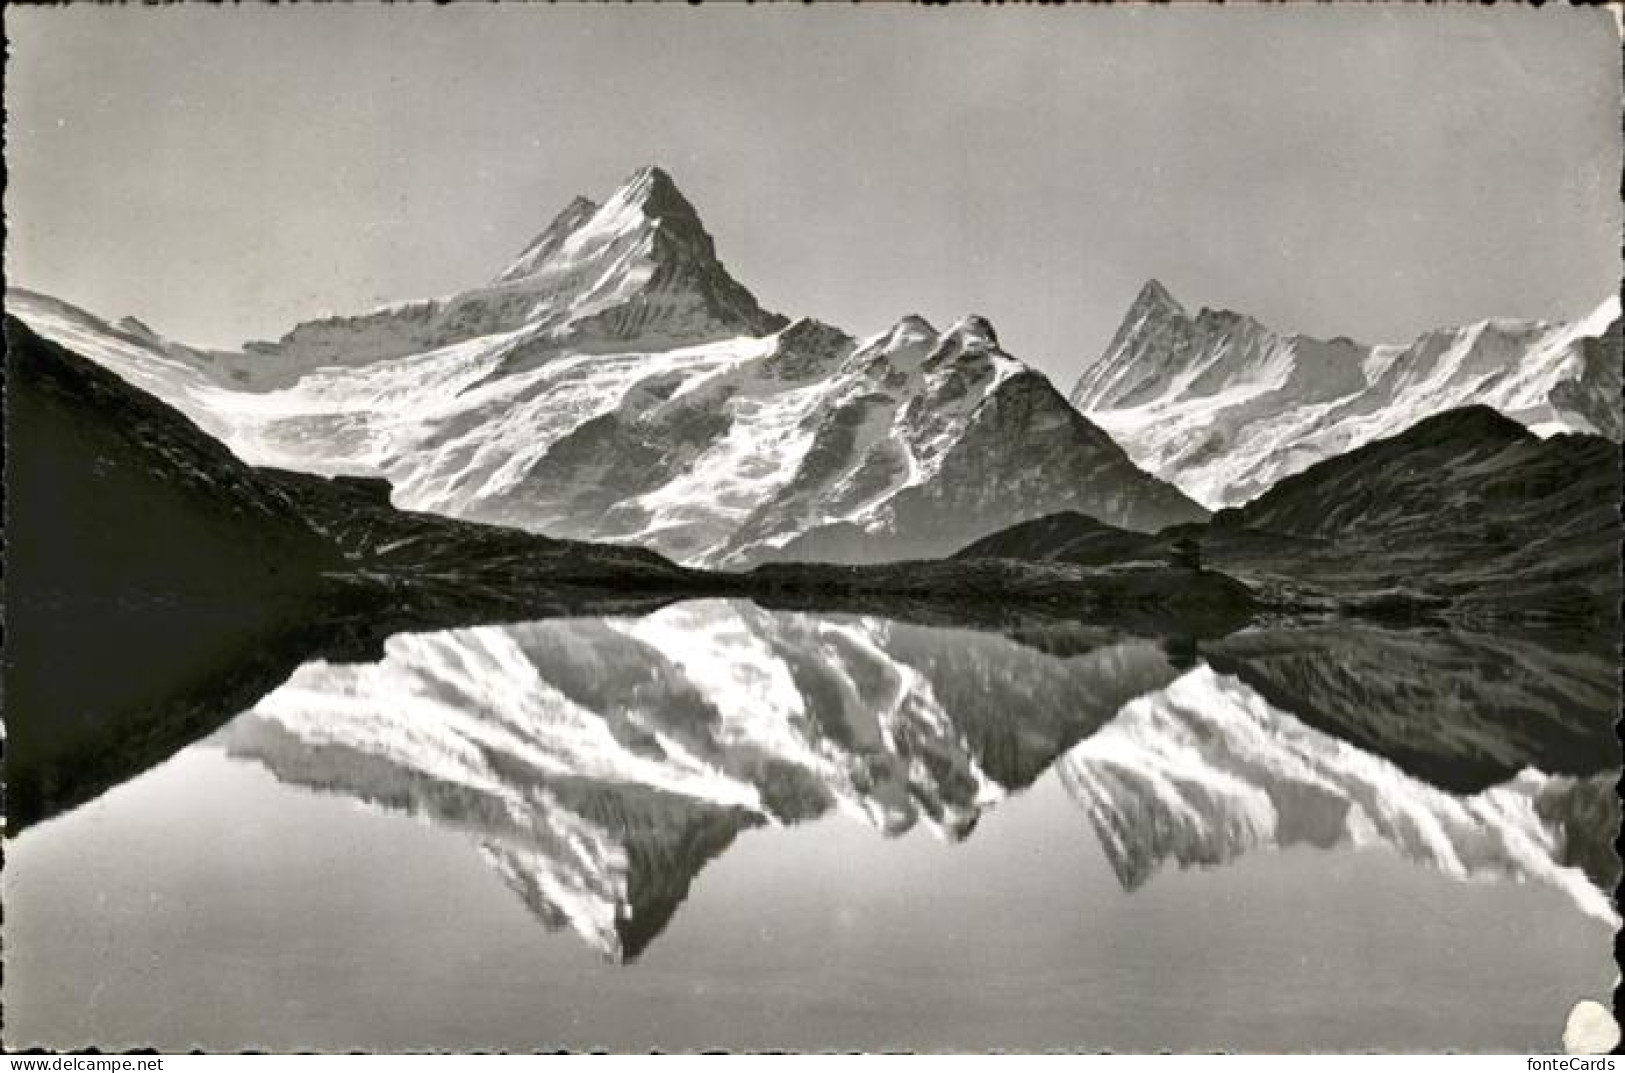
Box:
[871, 315, 939, 354]
[1132, 278, 1186, 318]
[922, 315, 1005, 370]
[756, 317, 856, 381]
[215, 165, 787, 374]
[540, 165, 714, 273]
[943, 314, 1000, 350]
[610, 164, 696, 220]
[1072, 282, 1622, 507]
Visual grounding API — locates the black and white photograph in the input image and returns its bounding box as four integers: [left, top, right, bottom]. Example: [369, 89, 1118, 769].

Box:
[2, 3, 1621, 1056]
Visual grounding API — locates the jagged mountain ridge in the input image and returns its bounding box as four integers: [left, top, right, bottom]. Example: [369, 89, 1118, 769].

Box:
[1070, 279, 1622, 507]
[1, 311, 1248, 838]
[7, 166, 1205, 566]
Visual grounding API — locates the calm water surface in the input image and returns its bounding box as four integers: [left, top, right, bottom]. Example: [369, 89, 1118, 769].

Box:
[4, 599, 1616, 1051]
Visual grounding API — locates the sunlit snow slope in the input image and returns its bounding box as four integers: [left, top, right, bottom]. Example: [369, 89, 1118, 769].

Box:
[1069, 280, 1622, 508]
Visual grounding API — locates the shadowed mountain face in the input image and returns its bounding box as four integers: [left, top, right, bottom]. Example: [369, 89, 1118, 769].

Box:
[954, 510, 1165, 567]
[7, 169, 1204, 567]
[4, 316, 350, 826]
[1225, 406, 1617, 545]
[1070, 279, 1621, 508]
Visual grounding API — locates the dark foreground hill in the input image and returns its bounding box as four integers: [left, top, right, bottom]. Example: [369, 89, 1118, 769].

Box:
[956, 405, 1620, 627]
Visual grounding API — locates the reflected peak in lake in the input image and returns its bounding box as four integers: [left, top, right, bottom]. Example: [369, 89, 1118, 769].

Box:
[1058, 665, 1616, 924]
[216, 599, 1189, 961]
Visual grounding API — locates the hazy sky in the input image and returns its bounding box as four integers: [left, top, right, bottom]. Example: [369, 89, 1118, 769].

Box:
[6, 5, 1620, 387]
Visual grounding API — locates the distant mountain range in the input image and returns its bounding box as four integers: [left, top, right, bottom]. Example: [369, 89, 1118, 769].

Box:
[1070, 278, 1621, 507]
[5, 167, 1204, 567]
[11, 165, 1615, 567]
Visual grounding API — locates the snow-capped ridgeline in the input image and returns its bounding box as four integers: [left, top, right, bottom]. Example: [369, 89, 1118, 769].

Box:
[1070, 280, 1623, 508]
[220, 600, 1187, 960]
[13, 167, 1612, 555]
[1058, 666, 1615, 924]
[4, 166, 1204, 565]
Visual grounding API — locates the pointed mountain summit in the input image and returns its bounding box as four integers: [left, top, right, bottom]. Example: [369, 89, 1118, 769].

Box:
[515, 164, 785, 347]
[1130, 278, 1185, 318]
[611, 164, 703, 226]
[252, 165, 786, 370]
[496, 165, 721, 287]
